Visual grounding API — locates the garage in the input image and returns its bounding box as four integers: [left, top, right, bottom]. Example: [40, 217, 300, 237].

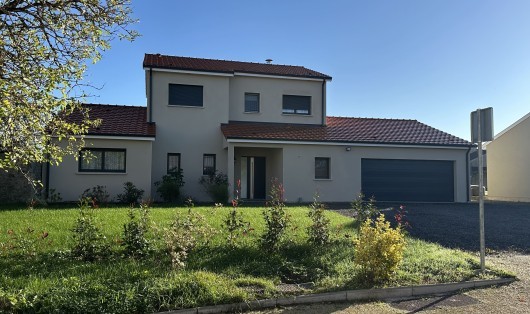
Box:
[361, 159, 455, 202]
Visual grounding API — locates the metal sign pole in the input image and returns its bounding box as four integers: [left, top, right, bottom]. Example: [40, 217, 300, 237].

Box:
[477, 110, 486, 272]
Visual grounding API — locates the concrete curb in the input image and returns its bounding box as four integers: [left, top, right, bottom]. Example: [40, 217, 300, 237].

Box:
[161, 277, 515, 314]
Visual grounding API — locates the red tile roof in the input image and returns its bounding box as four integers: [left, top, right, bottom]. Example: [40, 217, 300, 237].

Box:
[143, 54, 332, 80]
[66, 104, 155, 137]
[221, 117, 471, 147]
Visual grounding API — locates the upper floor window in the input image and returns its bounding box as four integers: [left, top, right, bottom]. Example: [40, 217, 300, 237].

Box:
[282, 95, 311, 115]
[79, 148, 126, 173]
[244, 93, 260, 113]
[169, 84, 203, 107]
[167, 153, 181, 173]
[315, 157, 330, 179]
[203, 154, 216, 175]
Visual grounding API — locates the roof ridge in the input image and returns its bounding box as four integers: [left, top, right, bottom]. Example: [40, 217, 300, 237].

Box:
[144, 53, 307, 68]
[83, 103, 146, 109]
[328, 116, 417, 122]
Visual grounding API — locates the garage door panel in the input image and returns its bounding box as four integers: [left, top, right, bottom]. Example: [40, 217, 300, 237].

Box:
[361, 159, 454, 202]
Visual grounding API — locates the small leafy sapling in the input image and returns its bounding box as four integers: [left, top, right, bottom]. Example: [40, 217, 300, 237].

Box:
[261, 179, 289, 251]
[351, 193, 379, 232]
[71, 198, 109, 261]
[163, 198, 215, 268]
[224, 180, 252, 246]
[121, 202, 151, 258]
[307, 193, 331, 245]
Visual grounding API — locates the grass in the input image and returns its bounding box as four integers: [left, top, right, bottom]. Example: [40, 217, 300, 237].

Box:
[0, 204, 509, 313]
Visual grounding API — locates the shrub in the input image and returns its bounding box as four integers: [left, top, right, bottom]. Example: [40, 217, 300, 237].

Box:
[354, 214, 406, 283]
[117, 182, 145, 205]
[394, 205, 411, 231]
[307, 194, 331, 245]
[1, 227, 51, 257]
[224, 180, 252, 246]
[261, 179, 289, 251]
[351, 193, 379, 231]
[199, 171, 229, 204]
[71, 198, 109, 261]
[155, 169, 185, 203]
[81, 185, 110, 206]
[163, 199, 215, 268]
[121, 203, 151, 257]
[47, 188, 62, 203]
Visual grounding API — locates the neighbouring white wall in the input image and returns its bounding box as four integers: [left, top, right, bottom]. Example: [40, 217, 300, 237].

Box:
[231, 142, 469, 203]
[49, 138, 153, 202]
[229, 75, 324, 125]
[149, 71, 230, 201]
[487, 115, 530, 202]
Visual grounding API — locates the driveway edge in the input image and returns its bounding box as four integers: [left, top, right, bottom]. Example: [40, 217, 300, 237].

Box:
[161, 277, 515, 314]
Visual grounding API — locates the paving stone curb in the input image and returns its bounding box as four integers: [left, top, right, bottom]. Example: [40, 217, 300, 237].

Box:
[160, 277, 515, 314]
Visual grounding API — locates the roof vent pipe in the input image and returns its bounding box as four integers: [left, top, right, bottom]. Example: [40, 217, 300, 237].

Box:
[265, 59, 273, 64]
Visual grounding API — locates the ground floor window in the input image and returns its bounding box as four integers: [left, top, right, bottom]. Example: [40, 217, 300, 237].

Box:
[203, 154, 216, 175]
[79, 148, 126, 173]
[167, 153, 181, 173]
[315, 157, 330, 179]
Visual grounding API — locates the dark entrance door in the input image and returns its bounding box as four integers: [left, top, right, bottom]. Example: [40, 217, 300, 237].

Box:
[253, 157, 266, 199]
[244, 157, 266, 199]
[361, 159, 455, 202]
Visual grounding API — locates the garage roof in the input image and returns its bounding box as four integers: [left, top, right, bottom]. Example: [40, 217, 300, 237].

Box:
[221, 117, 471, 147]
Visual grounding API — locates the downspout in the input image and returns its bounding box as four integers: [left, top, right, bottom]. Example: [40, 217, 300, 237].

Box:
[149, 67, 153, 123]
[45, 155, 50, 200]
[466, 146, 472, 202]
[321, 79, 326, 126]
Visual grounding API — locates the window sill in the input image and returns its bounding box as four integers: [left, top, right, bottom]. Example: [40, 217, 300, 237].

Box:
[168, 105, 204, 108]
[314, 178, 332, 181]
[244, 111, 261, 114]
[76, 172, 127, 175]
[281, 113, 313, 117]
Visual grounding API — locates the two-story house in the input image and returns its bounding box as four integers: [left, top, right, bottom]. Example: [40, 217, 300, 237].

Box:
[48, 54, 472, 203]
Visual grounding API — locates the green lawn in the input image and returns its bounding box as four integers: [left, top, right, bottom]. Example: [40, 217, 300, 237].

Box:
[0, 205, 508, 313]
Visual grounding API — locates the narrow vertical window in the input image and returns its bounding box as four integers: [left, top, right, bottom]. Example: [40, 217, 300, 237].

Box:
[203, 154, 216, 175]
[315, 157, 330, 179]
[244, 93, 260, 113]
[167, 153, 181, 173]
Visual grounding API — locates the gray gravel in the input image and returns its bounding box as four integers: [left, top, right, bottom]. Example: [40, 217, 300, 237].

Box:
[377, 201, 530, 253]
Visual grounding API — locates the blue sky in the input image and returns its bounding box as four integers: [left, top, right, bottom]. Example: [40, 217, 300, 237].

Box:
[85, 0, 530, 140]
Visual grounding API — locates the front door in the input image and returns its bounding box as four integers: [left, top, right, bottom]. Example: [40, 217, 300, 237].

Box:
[240, 157, 266, 199]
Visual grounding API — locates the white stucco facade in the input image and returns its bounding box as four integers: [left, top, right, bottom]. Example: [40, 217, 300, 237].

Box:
[49, 138, 153, 202]
[227, 141, 468, 203]
[487, 113, 530, 202]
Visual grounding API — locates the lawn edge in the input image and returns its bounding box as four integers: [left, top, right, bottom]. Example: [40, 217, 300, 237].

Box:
[159, 277, 515, 314]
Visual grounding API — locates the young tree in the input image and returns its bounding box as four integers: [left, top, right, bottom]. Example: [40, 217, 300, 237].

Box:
[0, 0, 138, 181]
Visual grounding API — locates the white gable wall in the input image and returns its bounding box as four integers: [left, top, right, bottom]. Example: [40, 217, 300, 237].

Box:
[487, 114, 530, 201]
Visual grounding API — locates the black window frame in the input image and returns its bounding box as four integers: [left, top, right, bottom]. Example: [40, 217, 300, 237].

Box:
[167, 153, 181, 174]
[315, 157, 330, 179]
[78, 148, 126, 173]
[168, 83, 204, 107]
[282, 95, 311, 115]
[244, 92, 260, 113]
[203, 154, 216, 175]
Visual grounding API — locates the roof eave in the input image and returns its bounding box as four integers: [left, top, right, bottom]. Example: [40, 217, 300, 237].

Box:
[224, 136, 472, 148]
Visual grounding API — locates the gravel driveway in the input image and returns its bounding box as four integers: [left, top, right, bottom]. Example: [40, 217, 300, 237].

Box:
[383, 201, 530, 253]
[253, 201, 530, 313]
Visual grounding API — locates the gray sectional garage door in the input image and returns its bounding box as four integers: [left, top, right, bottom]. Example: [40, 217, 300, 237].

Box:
[361, 159, 455, 202]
